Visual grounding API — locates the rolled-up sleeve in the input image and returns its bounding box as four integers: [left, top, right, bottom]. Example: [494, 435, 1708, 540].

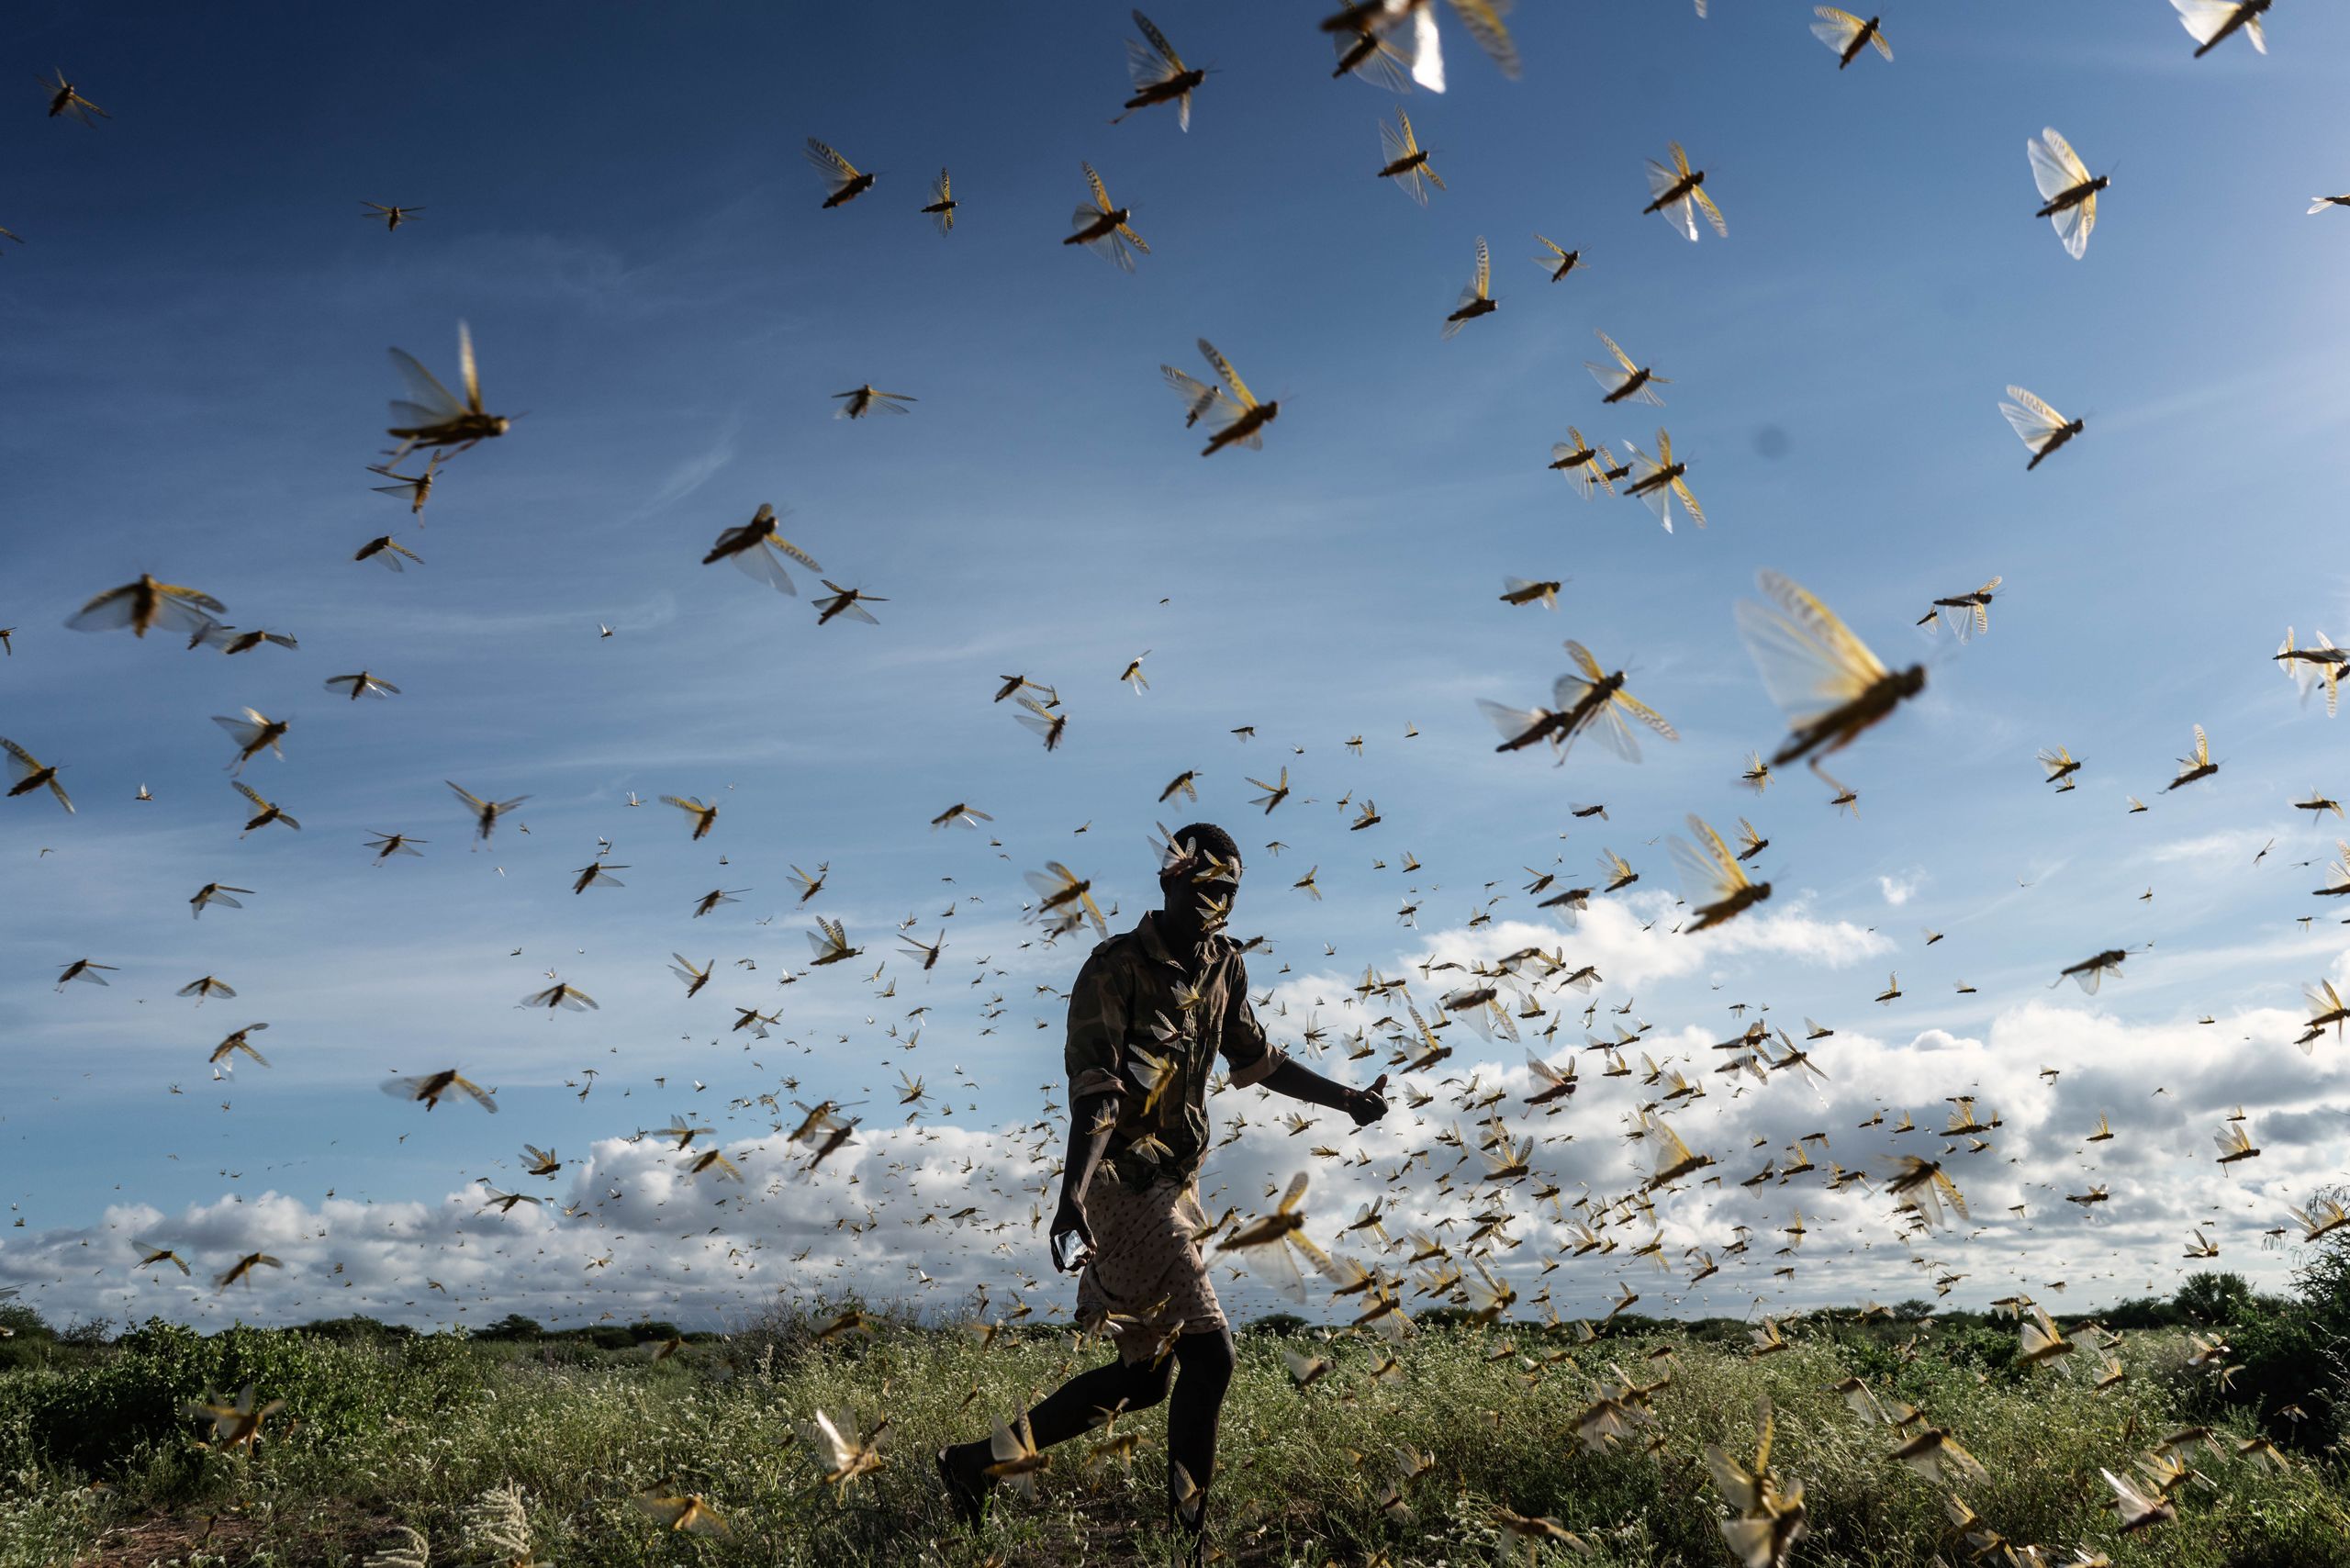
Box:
[1064, 946, 1130, 1105]
[1218, 957, 1288, 1089]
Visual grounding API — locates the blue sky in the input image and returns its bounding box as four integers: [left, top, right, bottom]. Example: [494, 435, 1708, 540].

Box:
[3, 0, 2348, 1333]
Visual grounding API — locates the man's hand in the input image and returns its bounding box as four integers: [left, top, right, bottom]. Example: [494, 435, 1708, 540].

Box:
[1348, 1073, 1390, 1128]
[1049, 1190, 1095, 1273]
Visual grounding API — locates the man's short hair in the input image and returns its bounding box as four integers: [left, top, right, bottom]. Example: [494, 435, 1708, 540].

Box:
[1168, 821, 1241, 873]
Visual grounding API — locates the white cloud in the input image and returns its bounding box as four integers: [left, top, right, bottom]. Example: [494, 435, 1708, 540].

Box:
[2145, 828, 2281, 868]
[0, 1126, 1055, 1333]
[14, 924, 2336, 1338]
[1384, 902, 1892, 999]
[632, 412, 741, 521]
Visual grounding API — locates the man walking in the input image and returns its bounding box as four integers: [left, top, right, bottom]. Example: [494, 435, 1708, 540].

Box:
[938, 822, 1387, 1555]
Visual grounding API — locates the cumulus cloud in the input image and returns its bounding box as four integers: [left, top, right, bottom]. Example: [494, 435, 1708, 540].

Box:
[1379, 901, 1891, 996]
[0, 1125, 1056, 1333]
[5, 917, 2340, 1338]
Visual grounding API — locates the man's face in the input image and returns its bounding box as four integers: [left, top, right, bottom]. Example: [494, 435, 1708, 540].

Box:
[1162, 846, 1241, 934]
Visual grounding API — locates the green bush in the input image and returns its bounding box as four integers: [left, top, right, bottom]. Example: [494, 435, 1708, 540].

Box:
[2218, 1305, 2341, 1449]
[3, 1316, 2346, 1566]
[2147, 1206, 2350, 1454]
[0, 1319, 492, 1484]
[1930, 1318, 2023, 1381]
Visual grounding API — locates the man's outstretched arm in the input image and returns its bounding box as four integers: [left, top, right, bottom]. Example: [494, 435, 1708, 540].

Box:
[1223, 955, 1387, 1126]
[1261, 1058, 1388, 1126]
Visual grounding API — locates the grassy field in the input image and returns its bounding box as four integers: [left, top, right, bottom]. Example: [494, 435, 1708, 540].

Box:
[1, 1307, 2344, 1568]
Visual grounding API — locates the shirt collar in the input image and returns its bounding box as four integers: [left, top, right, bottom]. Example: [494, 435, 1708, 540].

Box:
[1136, 910, 1214, 972]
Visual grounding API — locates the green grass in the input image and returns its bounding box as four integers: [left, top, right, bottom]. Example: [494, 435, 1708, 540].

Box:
[2, 1314, 2344, 1567]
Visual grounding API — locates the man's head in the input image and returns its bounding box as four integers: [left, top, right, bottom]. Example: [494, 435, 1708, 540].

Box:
[1159, 821, 1242, 938]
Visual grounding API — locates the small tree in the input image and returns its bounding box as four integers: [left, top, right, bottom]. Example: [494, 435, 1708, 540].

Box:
[2193, 1188, 2350, 1453]
[2291, 1185, 2350, 1336]
[473, 1313, 545, 1341]
[295, 1315, 408, 1342]
[2175, 1271, 2254, 1326]
[0, 1304, 52, 1340]
[57, 1316, 113, 1349]
[2290, 1183, 2350, 1441]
